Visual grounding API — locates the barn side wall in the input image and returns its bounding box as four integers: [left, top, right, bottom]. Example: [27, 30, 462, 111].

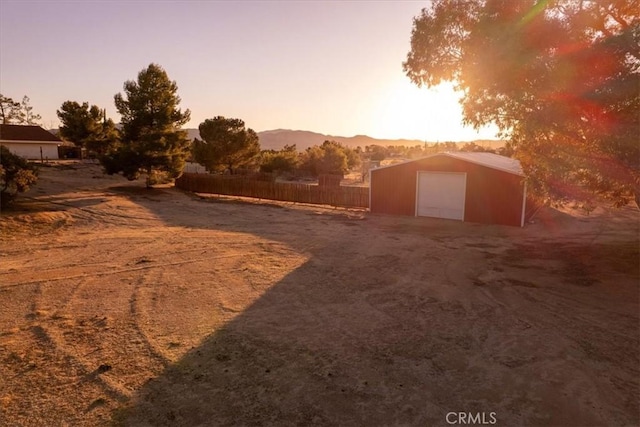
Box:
[1, 142, 59, 160]
[370, 163, 417, 216]
[464, 164, 524, 227]
[370, 156, 525, 227]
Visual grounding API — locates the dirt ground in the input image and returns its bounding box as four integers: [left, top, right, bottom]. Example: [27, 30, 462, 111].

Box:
[0, 162, 638, 427]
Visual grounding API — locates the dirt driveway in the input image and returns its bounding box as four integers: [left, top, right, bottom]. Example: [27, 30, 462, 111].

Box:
[0, 162, 638, 426]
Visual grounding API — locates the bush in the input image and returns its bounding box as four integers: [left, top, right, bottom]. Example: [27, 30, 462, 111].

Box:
[259, 145, 300, 176]
[0, 145, 38, 206]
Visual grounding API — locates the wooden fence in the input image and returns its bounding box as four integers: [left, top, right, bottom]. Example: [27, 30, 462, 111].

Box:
[175, 173, 369, 209]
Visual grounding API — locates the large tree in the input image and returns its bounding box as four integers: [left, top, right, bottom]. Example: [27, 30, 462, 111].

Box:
[57, 101, 118, 154]
[404, 0, 639, 207]
[193, 116, 260, 174]
[103, 63, 191, 187]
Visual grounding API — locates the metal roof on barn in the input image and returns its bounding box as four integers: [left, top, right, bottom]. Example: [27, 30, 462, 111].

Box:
[444, 152, 523, 175]
[0, 124, 61, 142]
[372, 152, 523, 176]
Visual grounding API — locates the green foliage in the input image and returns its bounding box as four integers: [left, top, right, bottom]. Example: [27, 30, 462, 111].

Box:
[0, 145, 38, 206]
[0, 94, 41, 125]
[365, 145, 389, 161]
[87, 119, 119, 157]
[260, 144, 300, 175]
[104, 63, 191, 187]
[57, 101, 119, 154]
[404, 0, 639, 207]
[459, 142, 494, 153]
[0, 94, 21, 124]
[338, 141, 361, 171]
[193, 116, 260, 174]
[299, 140, 358, 177]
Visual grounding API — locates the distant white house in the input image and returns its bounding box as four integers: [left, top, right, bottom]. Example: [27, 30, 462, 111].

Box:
[0, 124, 61, 160]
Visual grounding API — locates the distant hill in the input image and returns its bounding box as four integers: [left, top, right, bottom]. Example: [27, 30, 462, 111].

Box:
[51, 127, 504, 151]
[256, 129, 432, 151]
[185, 128, 504, 151]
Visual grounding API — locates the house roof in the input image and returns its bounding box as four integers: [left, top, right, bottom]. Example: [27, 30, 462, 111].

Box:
[371, 152, 524, 176]
[0, 124, 61, 143]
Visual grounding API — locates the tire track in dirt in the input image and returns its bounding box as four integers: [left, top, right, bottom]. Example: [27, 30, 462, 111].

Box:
[22, 194, 160, 225]
[27, 277, 132, 402]
[8, 230, 165, 401]
[0, 275, 129, 424]
[129, 274, 172, 368]
[29, 322, 130, 403]
[44, 274, 163, 399]
[0, 253, 264, 290]
[3, 164, 638, 426]
[37, 235, 274, 399]
[1, 324, 123, 424]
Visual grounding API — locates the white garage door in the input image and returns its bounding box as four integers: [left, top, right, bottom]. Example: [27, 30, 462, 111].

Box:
[416, 172, 466, 220]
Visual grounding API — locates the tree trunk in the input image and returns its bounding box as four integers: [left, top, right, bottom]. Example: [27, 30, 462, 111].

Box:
[146, 166, 152, 189]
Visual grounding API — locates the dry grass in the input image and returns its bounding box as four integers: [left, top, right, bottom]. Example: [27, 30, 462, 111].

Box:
[0, 162, 638, 426]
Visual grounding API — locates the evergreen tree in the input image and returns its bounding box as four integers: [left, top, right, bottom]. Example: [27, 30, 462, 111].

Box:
[103, 63, 191, 187]
[299, 141, 354, 177]
[57, 101, 118, 154]
[19, 96, 41, 125]
[193, 116, 260, 174]
[260, 144, 300, 175]
[0, 94, 41, 125]
[0, 94, 21, 124]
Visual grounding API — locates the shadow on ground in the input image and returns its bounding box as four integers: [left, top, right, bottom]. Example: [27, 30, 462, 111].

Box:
[102, 186, 639, 426]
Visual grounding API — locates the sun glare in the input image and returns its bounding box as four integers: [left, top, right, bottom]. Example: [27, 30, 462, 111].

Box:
[369, 78, 497, 142]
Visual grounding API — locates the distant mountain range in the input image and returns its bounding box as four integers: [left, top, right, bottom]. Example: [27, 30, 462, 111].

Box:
[50, 126, 503, 151]
[185, 128, 504, 151]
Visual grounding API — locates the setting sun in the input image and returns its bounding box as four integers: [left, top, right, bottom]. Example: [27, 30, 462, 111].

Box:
[369, 78, 499, 142]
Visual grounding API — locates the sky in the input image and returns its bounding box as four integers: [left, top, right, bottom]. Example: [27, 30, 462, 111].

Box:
[0, 1, 499, 142]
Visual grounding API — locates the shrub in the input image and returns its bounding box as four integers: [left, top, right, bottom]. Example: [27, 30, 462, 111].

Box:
[0, 145, 38, 206]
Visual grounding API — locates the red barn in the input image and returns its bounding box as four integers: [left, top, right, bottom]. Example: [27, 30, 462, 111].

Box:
[370, 152, 534, 227]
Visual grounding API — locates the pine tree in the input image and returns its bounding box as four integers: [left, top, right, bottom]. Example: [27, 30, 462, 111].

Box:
[103, 63, 191, 187]
[193, 116, 260, 174]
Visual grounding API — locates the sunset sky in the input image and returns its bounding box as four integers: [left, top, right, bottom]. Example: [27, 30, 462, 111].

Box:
[0, 1, 499, 142]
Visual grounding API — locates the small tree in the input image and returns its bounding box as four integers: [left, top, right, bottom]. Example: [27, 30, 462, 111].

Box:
[0, 94, 21, 124]
[460, 142, 494, 153]
[193, 116, 260, 174]
[57, 101, 119, 154]
[260, 144, 300, 175]
[424, 141, 459, 155]
[103, 63, 191, 187]
[333, 141, 361, 171]
[86, 111, 119, 157]
[319, 141, 350, 175]
[0, 146, 38, 206]
[299, 141, 352, 177]
[0, 94, 41, 125]
[366, 145, 388, 161]
[19, 96, 41, 125]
